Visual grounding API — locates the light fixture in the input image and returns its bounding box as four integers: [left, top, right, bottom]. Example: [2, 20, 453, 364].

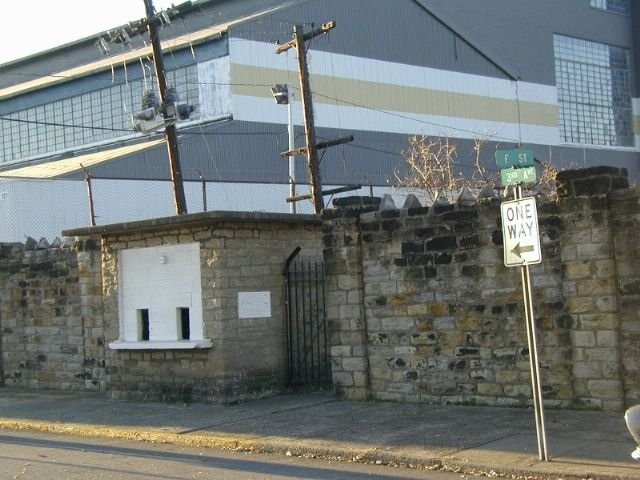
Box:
[271, 84, 296, 213]
[270, 84, 289, 105]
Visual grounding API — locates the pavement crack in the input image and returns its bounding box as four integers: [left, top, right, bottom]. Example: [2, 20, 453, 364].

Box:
[175, 397, 339, 435]
[448, 432, 520, 455]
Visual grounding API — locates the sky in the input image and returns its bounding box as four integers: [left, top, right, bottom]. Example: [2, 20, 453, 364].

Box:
[0, 0, 179, 65]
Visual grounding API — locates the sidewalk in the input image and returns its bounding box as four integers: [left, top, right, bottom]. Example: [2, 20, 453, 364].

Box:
[0, 387, 638, 480]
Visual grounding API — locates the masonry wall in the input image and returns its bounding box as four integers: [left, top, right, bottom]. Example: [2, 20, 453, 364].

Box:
[610, 189, 640, 407]
[3, 168, 640, 411]
[0, 238, 104, 390]
[100, 219, 322, 403]
[322, 167, 638, 411]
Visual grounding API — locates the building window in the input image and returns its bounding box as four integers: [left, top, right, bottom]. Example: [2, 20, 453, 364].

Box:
[0, 64, 201, 164]
[553, 34, 633, 147]
[590, 0, 630, 15]
[1, 55, 230, 165]
[110, 243, 212, 350]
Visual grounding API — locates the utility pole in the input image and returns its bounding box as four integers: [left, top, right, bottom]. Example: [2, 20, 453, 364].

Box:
[143, 0, 188, 215]
[276, 22, 352, 214]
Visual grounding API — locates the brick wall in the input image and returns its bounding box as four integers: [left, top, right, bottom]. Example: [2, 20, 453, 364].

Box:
[322, 167, 637, 411]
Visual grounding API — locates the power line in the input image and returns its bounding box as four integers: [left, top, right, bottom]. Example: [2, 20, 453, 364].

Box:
[310, 91, 522, 144]
[0, 116, 132, 133]
[2, 73, 523, 145]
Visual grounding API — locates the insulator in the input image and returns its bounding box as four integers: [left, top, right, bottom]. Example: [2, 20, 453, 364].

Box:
[95, 37, 110, 56]
[177, 104, 195, 120]
[141, 90, 160, 110]
[165, 87, 180, 104]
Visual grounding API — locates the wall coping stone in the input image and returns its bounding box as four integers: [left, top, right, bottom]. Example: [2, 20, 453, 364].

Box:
[556, 167, 629, 197]
[62, 210, 321, 237]
[0, 237, 98, 254]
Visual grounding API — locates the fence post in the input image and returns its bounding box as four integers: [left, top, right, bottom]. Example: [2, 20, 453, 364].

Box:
[80, 164, 96, 227]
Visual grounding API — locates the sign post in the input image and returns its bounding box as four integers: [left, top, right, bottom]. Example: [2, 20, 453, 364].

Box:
[497, 148, 549, 462]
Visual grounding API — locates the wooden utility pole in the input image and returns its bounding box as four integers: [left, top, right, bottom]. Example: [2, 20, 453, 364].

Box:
[292, 24, 322, 213]
[276, 22, 352, 214]
[143, 0, 188, 215]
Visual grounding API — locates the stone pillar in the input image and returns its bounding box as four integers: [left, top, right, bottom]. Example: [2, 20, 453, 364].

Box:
[322, 197, 379, 400]
[556, 167, 628, 411]
[75, 238, 106, 391]
[609, 188, 640, 408]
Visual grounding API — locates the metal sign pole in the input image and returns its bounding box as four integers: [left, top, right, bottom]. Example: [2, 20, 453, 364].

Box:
[287, 90, 296, 214]
[515, 184, 549, 461]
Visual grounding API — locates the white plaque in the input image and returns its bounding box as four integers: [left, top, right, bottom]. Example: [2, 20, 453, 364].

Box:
[238, 291, 271, 319]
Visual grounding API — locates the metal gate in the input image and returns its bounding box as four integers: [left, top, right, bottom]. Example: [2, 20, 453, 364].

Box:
[284, 251, 331, 389]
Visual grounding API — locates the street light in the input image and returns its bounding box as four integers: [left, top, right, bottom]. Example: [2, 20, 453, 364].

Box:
[271, 84, 296, 214]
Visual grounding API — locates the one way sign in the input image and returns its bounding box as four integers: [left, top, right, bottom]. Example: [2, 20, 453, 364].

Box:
[500, 197, 542, 267]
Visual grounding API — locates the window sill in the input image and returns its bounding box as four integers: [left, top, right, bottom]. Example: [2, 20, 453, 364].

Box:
[109, 339, 213, 350]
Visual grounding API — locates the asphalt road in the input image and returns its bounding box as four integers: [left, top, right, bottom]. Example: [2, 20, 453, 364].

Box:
[0, 429, 476, 480]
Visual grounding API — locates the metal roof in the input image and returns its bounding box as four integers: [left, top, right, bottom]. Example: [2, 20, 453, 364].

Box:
[0, 1, 297, 100]
[0, 140, 163, 179]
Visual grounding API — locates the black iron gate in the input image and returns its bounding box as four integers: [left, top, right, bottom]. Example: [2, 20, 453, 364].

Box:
[284, 251, 331, 389]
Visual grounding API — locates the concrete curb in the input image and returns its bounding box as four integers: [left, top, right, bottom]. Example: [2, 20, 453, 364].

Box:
[0, 417, 623, 480]
[1, 389, 637, 480]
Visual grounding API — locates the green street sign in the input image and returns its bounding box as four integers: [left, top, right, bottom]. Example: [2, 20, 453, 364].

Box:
[501, 166, 537, 186]
[495, 149, 535, 168]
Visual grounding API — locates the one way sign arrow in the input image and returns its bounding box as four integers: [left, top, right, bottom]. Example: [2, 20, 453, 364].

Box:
[511, 242, 535, 258]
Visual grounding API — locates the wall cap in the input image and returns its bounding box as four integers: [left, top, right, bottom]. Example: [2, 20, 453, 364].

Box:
[62, 210, 320, 237]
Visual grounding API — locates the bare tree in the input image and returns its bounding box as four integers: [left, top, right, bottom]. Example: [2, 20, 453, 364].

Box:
[393, 135, 462, 205]
[394, 135, 559, 204]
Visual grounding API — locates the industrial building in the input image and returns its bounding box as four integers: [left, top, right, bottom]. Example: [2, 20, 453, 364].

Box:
[0, 0, 637, 241]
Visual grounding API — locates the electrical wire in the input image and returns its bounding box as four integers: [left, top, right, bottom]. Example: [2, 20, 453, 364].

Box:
[310, 90, 521, 145]
[4, 56, 522, 147]
[194, 122, 234, 209]
[0, 74, 522, 146]
[0, 116, 132, 133]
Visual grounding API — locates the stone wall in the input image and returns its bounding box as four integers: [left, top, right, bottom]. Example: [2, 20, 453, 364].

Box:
[322, 167, 638, 411]
[3, 168, 640, 411]
[0, 213, 322, 404]
[610, 188, 640, 407]
[0, 237, 104, 390]
[98, 215, 322, 403]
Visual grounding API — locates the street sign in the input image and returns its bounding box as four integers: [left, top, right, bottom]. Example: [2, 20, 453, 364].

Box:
[500, 196, 542, 267]
[500, 166, 537, 186]
[495, 149, 535, 168]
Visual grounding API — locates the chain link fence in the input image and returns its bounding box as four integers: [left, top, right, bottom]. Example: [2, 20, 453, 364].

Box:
[0, 176, 393, 243]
